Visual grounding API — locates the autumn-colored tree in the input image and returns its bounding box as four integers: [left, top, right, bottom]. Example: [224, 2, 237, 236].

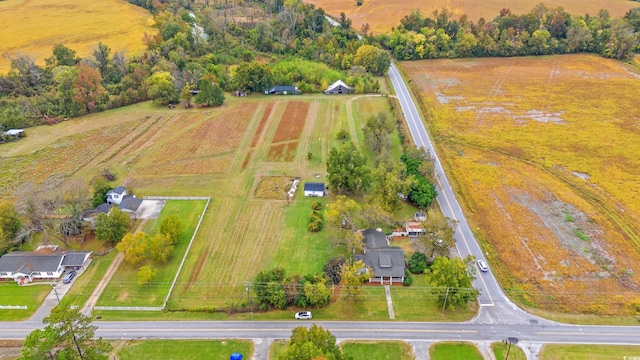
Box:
[325, 195, 361, 231]
[116, 232, 149, 266]
[137, 265, 157, 286]
[280, 325, 350, 360]
[148, 233, 174, 264]
[345, 231, 364, 259]
[159, 215, 183, 245]
[73, 64, 106, 114]
[339, 260, 370, 304]
[359, 204, 390, 229]
[147, 71, 178, 105]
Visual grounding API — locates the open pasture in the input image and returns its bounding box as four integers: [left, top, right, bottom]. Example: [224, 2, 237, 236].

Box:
[400, 54, 640, 314]
[306, 0, 638, 35]
[0, 0, 155, 73]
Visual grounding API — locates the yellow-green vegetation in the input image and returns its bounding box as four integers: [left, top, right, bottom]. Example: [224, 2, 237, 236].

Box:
[401, 54, 640, 316]
[429, 342, 483, 360]
[116, 339, 252, 360]
[0, 282, 50, 321]
[63, 251, 117, 309]
[341, 341, 415, 360]
[268, 340, 289, 360]
[98, 200, 206, 307]
[493, 342, 527, 360]
[539, 344, 640, 360]
[0, 0, 155, 73]
[306, 0, 638, 36]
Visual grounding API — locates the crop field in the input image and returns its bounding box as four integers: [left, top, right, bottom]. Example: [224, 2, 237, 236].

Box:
[400, 54, 640, 314]
[307, 0, 638, 35]
[0, 0, 155, 73]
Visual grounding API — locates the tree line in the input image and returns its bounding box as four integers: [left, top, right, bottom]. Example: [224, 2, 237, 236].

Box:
[0, 0, 388, 131]
[371, 5, 640, 61]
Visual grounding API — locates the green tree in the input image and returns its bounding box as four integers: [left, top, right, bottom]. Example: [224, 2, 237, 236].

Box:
[20, 301, 112, 360]
[372, 161, 413, 212]
[425, 255, 479, 310]
[326, 141, 371, 194]
[159, 215, 183, 245]
[233, 61, 273, 92]
[303, 279, 331, 307]
[180, 84, 194, 108]
[95, 207, 131, 245]
[345, 230, 364, 259]
[0, 202, 22, 253]
[281, 325, 350, 360]
[53, 66, 80, 117]
[194, 80, 225, 107]
[408, 251, 428, 274]
[421, 208, 455, 259]
[353, 44, 391, 75]
[147, 71, 178, 105]
[137, 265, 157, 285]
[148, 233, 174, 264]
[359, 204, 390, 229]
[116, 232, 149, 266]
[45, 44, 78, 68]
[339, 260, 369, 304]
[362, 112, 395, 155]
[325, 195, 361, 231]
[323, 256, 347, 285]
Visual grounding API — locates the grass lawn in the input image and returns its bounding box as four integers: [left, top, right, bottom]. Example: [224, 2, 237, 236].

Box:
[268, 340, 288, 360]
[342, 341, 415, 360]
[116, 339, 252, 360]
[97, 200, 207, 307]
[391, 275, 476, 322]
[0, 282, 51, 321]
[539, 344, 640, 360]
[63, 251, 117, 309]
[429, 342, 483, 360]
[492, 342, 526, 360]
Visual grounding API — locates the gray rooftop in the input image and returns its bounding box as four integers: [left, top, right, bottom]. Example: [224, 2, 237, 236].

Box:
[355, 247, 405, 278]
[362, 228, 388, 249]
[109, 186, 126, 195]
[0, 252, 64, 274]
[119, 195, 142, 211]
[61, 252, 91, 267]
[304, 182, 325, 192]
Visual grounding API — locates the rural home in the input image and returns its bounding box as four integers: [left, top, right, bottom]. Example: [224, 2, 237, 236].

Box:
[106, 186, 127, 205]
[303, 182, 325, 197]
[390, 222, 426, 238]
[355, 228, 405, 284]
[325, 80, 353, 95]
[266, 85, 301, 95]
[0, 250, 91, 284]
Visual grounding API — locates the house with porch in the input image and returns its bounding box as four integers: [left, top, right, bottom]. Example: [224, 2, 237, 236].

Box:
[0, 250, 91, 284]
[354, 228, 406, 284]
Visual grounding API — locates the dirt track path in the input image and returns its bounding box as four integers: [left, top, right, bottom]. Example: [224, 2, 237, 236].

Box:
[81, 252, 123, 316]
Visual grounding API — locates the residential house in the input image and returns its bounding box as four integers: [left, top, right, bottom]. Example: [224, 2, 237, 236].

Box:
[266, 86, 301, 95]
[405, 222, 426, 237]
[0, 251, 91, 284]
[118, 195, 143, 217]
[325, 80, 353, 95]
[106, 186, 127, 205]
[303, 182, 325, 197]
[354, 228, 405, 284]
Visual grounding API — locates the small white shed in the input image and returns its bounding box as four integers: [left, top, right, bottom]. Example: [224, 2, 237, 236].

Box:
[303, 182, 325, 197]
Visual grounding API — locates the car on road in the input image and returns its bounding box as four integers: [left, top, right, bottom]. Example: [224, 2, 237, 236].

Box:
[294, 311, 312, 320]
[477, 259, 489, 272]
[62, 270, 76, 284]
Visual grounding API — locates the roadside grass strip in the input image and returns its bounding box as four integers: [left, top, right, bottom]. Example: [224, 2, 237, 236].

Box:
[429, 342, 483, 360]
[116, 339, 252, 360]
[0, 283, 50, 321]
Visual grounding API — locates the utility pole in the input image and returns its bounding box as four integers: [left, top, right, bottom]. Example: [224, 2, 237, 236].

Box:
[245, 282, 253, 321]
[505, 337, 519, 360]
[441, 287, 450, 314]
[51, 281, 60, 303]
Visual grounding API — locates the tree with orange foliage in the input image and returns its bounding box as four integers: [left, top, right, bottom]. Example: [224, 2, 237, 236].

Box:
[73, 64, 106, 114]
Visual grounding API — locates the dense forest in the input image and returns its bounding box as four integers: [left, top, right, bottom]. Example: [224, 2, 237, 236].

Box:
[0, 0, 387, 131]
[373, 5, 640, 60]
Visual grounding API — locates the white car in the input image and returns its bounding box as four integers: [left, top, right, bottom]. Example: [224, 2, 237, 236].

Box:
[477, 259, 489, 272]
[295, 311, 312, 320]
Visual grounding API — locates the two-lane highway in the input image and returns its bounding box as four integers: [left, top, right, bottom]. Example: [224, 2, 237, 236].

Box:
[388, 63, 507, 309]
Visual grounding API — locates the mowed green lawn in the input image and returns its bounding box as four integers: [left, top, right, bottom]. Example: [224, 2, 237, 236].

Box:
[342, 341, 415, 360]
[539, 344, 640, 360]
[97, 200, 207, 307]
[0, 282, 50, 321]
[429, 342, 483, 360]
[116, 340, 252, 360]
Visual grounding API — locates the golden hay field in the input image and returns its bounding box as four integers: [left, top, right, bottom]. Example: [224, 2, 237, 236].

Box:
[0, 0, 156, 73]
[401, 54, 640, 314]
[307, 0, 639, 35]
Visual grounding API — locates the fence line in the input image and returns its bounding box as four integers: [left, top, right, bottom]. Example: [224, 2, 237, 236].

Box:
[144, 196, 210, 200]
[93, 306, 163, 311]
[162, 197, 211, 309]
[0, 305, 27, 310]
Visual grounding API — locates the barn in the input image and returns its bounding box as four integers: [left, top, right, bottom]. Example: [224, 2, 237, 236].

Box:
[303, 182, 325, 197]
[324, 80, 353, 95]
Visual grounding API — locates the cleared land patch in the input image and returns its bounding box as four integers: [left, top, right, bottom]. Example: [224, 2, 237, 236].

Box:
[266, 101, 309, 161]
[306, 0, 638, 35]
[401, 54, 640, 314]
[0, 0, 155, 73]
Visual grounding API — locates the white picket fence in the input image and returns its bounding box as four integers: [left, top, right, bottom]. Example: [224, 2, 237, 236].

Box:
[144, 196, 210, 200]
[0, 305, 27, 310]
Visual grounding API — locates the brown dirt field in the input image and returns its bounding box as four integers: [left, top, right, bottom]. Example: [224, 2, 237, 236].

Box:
[401, 54, 640, 314]
[251, 103, 274, 148]
[266, 141, 298, 162]
[272, 101, 309, 143]
[307, 0, 638, 35]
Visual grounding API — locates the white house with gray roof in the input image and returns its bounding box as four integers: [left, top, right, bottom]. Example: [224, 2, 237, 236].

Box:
[354, 228, 406, 284]
[0, 251, 91, 284]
